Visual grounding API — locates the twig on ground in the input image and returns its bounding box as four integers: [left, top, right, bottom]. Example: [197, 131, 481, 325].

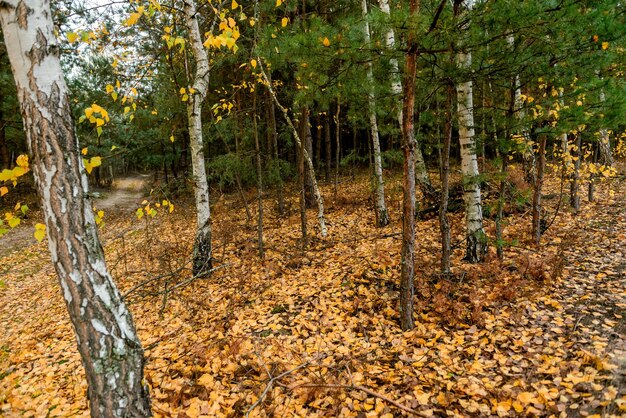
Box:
[245, 356, 323, 417]
[288, 383, 424, 416]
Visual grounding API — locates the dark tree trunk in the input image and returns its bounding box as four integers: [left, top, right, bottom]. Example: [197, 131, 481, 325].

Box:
[334, 101, 341, 198]
[0, 121, 8, 169]
[399, 0, 420, 331]
[532, 134, 547, 245]
[266, 84, 284, 215]
[0, 1, 151, 416]
[300, 107, 315, 207]
[570, 133, 582, 212]
[440, 84, 454, 275]
[325, 112, 332, 182]
[253, 91, 264, 258]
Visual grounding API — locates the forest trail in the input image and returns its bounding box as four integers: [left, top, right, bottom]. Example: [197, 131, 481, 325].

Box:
[92, 174, 151, 211]
[0, 175, 625, 417]
[0, 175, 150, 257]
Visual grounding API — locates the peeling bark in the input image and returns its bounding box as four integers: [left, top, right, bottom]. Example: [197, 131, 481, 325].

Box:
[455, 0, 486, 263]
[0, 1, 151, 416]
[183, 0, 212, 275]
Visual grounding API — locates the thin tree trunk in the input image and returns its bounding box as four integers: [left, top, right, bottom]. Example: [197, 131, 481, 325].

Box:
[570, 132, 582, 213]
[440, 84, 454, 275]
[334, 100, 341, 198]
[253, 91, 264, 258]
[266, 82, 285, 215]
[0, 115, 8, 169]
[378, 0, 430, 190]
[598, 89, 613, 167]
[532, 134, 547, 245]
[315, 119, 322, 171]
[399, 0, 420, 331]
[325, 112, 331, 182]
[456, 0, 486, 263]
[184, 0, 212, 275]
[0, 1, 151, 416]
[258, 59, 328, 237]
[301, 107, 316, 208]
[298, 130, 307, 243]
[588, 141, 598, 202]
[362, 0, 389, 227]
[234, 171, 252, 224]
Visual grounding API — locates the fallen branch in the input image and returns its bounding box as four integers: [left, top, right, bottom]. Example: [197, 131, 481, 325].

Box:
[245, 356, 322, 417]
[288, 383, 424, 416]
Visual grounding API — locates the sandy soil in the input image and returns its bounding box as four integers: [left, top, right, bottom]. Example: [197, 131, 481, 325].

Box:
[0, 175, 150, 256]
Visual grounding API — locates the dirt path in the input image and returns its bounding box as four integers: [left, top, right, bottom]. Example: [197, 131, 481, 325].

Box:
[92, 174, 151, 211]
[0, 175, 150, 256]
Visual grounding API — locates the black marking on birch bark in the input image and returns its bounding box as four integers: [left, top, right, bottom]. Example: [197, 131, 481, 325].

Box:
[15, 0, 31, 29]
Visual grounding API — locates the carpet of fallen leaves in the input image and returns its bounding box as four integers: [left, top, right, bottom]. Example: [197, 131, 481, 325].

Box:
[0, 165, 625, 417]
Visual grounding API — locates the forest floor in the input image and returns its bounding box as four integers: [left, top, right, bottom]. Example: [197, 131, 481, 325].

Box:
[0, 165, 624, 417]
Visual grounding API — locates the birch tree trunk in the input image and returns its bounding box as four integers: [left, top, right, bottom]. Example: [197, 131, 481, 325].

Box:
[378, 0, 430, 190]
[183, 0, 212, 275]
[456, 0, 486, 263]
[361, 0, 389, 227]
[0, 1, 151, 416]
[598, 89, 614, 167]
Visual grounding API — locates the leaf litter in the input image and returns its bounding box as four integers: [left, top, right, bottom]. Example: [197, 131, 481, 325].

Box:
[0, 169, 624, 417]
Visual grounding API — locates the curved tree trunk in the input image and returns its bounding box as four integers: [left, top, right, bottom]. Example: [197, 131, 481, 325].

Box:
[455, 0, 486, 263]
[183, 0, 212, 275]
[0, 1, 151, 416]
[362, 0, 389, 226]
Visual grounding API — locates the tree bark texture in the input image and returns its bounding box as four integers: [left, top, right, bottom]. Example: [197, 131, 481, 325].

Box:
[377, 0, 430, 189]
[399, 0, 421, 331]
[362, 0, 389, 227]
[0, 1, 151, 416]
[440, 84, 454, 275]
[456, 0, 486, 263]
[300, 107, 316, 208]
[183, 0, 212, 275]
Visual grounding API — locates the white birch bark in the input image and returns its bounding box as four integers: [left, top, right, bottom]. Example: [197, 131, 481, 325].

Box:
[598, 89, 613, 166]
[456, 0, 486, 262]
[362, 0, 389, 226]
[0, 1, 151, 415]
[183, 0, 212, 275]
[377, 0, 430, 188]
